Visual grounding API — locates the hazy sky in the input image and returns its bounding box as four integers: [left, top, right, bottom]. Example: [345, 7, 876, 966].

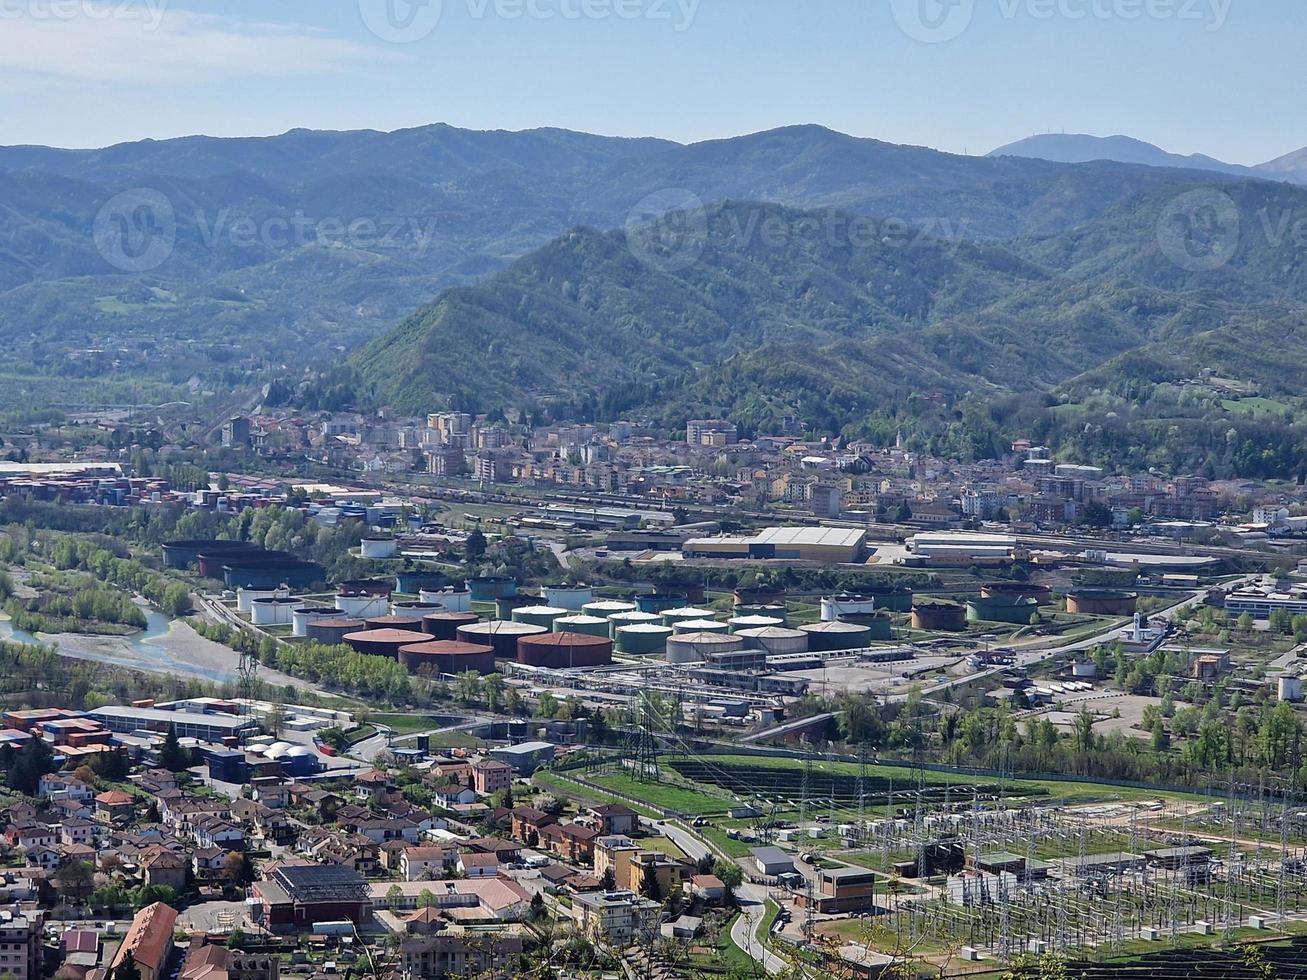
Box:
[2, 0, 1301, 164]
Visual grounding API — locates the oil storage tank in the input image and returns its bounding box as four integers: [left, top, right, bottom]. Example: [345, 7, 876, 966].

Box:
[865, 585, 914, 613]
[671, 618, 730, 635]
[457, 620, 548, 659]
[614, 623, 674, 656]
[802, 620, 874, 652]
[733, 604, 788, 623]
[305, 618, 365, 646]
[164, 539, 253, 570]
[396, 570, 447, 595]
[223, 558, 323, 591]
[551, 614, 611, 638]
[660, 607, 718, 629]
[392, 600, 444, 618]
[467, 576, 517, 602]
[665, 631, 745, 664]
[821, 593, 878, 622]
[517, 632, 613, 669]
[512, 605, 568, 630]
[360, 535, 398, 559]
[635, 593, 687, 614]
[496, 594, 537, 620]
[728, 614, 785, 633]
[966, 595, 1041, 625]
[195, 544, 275, 580]
[982, 581, 1052, 604]
[292, 605, 336, 637]
[736, 626, 809, 655]
[250, 596, 299, 627]
[237, 586, 289, 614]
[1066, 591, 1138, 616]
[336, 589, 391, 620]
[421, 588, 472, 612]
[911, 601, 967, 631]
[543, 585, 593, 610]
[399, 640, 496, 677]
[607, 610, 662, 638]
[583, 599, 637, 618]
[345, 628, 434, 659]
[364, 614, 428, 633]
[834, 611, 893, 640]
[421, 611, 480, 641]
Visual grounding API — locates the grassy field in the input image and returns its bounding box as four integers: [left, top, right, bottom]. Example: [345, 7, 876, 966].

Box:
[586, 768, 734, 815]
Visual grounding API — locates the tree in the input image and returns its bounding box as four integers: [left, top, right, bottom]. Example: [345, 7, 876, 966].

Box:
[466, 529, 487, 561]
[113, 957, 142, 980]
[1080, 499, 1112, 528]
[159, 726, 190, 772]
[161, 583, 192, 617]
[55, 859, 95, 898]
[482, 673, 504, 712]
[712, 859, 743, 903]
[224, 852, 255, 888]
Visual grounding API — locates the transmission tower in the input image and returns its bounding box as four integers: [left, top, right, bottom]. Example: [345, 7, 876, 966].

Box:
[237, 647, 259, 723]
[625, 693, 661, 782]
[857, 745, 868, 842]
[799, 746, 813, 826]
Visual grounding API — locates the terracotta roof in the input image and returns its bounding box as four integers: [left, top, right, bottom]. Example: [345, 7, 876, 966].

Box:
[458, 852, 498, 868]
[113, 901, 178, 973]
[96, 791, 134, 805]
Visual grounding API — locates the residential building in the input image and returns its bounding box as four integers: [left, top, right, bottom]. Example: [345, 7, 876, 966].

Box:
[111, 902, 178, 980]
[471, 760, 512, 795]
[0, 905, 43, 980]
[571, 890, 662, 947]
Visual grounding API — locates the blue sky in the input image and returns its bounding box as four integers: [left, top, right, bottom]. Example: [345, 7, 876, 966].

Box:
[2, 0, 1301, 164]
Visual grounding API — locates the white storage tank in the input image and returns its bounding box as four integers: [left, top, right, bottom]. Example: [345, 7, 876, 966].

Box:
[237, 585, 290, 614]
[1072, 661, 1098, 679]
[292, 605, 336, 637]
[336, 590, 391, 619]
[820, 594, 878, 621]
[1279, 675, 1303, 703]
[671, 618, 731, 635]
[361, 536, 398, 559]
[421, 588, 472, 612]
[583, 599, 638, 618]
[665, 631, 745, 665]
[251, 596, 299, 627]
[661, 606, 719, 628]
[736, 626, 809, 655]
[607, 610, 662, 638]
[728, 614, 785, 633]
[544, 585, 594, 610]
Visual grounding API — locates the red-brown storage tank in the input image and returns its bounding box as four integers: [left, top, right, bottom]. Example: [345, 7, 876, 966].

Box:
[344, 628, 435, 659]
[399, 640, 497, 676]
[364, 615, 427, 633]
[421, 611, 480, 640]
[305, 618, 365, 646]
[456, 620, 547, 659]
[517, 631, 613, 669]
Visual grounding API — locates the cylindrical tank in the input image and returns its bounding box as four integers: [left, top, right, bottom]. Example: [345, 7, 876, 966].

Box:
[552, 615, 611, 638]
[196, 545, 274, 580]
[966, 596, 1041, 626]
[665, 631, 745, 664]
[634, 593, 687, 614]
[456, 620, 548, 659]
[732, 604, 788, 623]
[512, 605, 568, 630]
[360, 536, 398, 559]
[364, 615, 427, 633]
[517, 632, 613, 669]
[736, 626, 809, 655]
[344, 628, 434, 659]
[836, 611, 894, 640]
[582, 599, 637, 618]
[543, 585, 594, 611]
[734, 587, 786, 607]
[607, 611, 662, 638]
[728, 615, 785, 633]
[911, 602, 967, 631]
[671, 618, 731, 635]
[981, 582, 1053, 604]
[421, 611, 480, 641]
[391, 600, 445, 618]
[821, 594, 878, 622]
[1065, 591, 1138, 616]
[338, 579, 394, 596]
[396, 570, 447, 595]
[660, 607, 718, 629]
[801, 621, 873, 652]
[614, 623, 674, 656]
[223, 558, 323, 591]
[466, 576, 517, 601]
[237, 586, 290, 614]
[659, 582, 706, 604]
[496, 594, 538, 620]
[335, 591, 391, 620]
[250, 596, 299, 627]
[399, 640, 496, 677]
[163, 539, 252, 570]
[306, 618, 365, 646]
[421, 588, 472, 612]
[1072, 661, 1098, 679]
[292, 606, 336, 637]
[864, 586, 914, 613]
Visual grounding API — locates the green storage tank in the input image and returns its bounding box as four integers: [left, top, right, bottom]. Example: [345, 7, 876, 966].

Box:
[660, 606, 718, 629]
[512, 605, 568, 629]
[614, 623, 674, 655]
[552, 614, 612, 637]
